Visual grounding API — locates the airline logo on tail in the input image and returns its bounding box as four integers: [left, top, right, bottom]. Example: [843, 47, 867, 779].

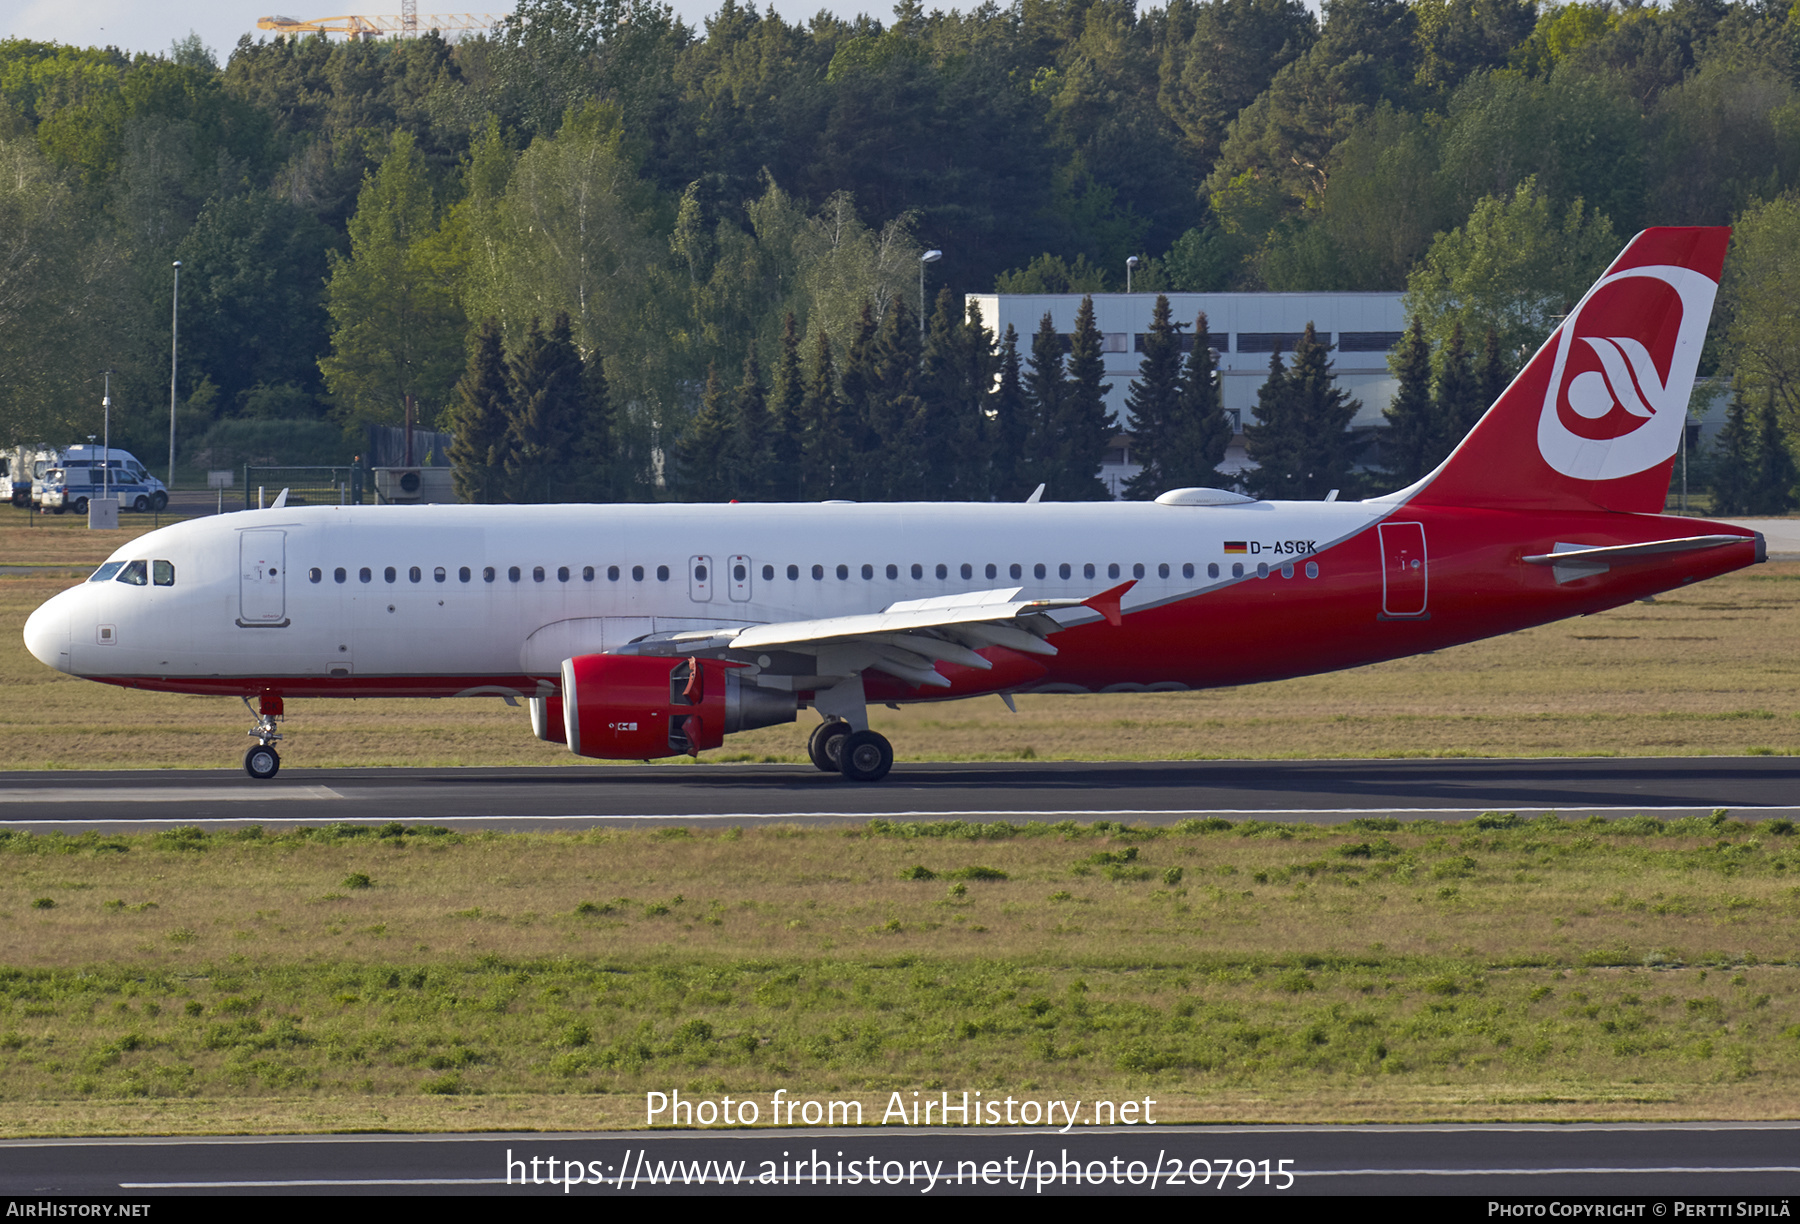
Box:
[1536, 264, 1717, 482]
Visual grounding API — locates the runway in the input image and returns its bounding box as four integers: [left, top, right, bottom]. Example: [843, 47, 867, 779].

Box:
[1, 756, 1796, 831]
[3, 1123, 1798, 1196]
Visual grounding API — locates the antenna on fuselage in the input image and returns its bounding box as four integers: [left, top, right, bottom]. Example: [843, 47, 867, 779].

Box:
[1025, 484, 1045, 504]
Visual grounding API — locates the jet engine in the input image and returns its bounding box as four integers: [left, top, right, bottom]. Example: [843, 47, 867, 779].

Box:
[559, 654, 796, 759]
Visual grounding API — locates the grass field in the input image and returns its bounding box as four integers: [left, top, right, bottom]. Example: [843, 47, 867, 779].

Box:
[5, 515, 1799, 1136]
[1, 816, 1797, 1135]
[5, 513, 1800, 768]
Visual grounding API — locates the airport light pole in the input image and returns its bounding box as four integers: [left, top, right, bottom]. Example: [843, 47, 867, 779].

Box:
[919, 249, 942, 335]
[101, 370, 113, 501]
[1126, 255, 1138, 294]
[169, 261, 180, 490]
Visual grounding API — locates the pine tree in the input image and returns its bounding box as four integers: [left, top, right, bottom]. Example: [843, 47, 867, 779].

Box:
[767, 313, 804, 501]
[447, 317, 512, 504]
[1054, 295, 1117, 501]
[1122, 294, 1182, 500]
[1243, 323, 1361, 501]
[799, 328, 845, 500]
[575, 342, 613, 502]
[1165, 312, 1232, 490]
[1479, 327, 1506, 415]
[839, 303, 880, 501]
[675, 363, 731, 499]
[1751, 389, 1799, 514]
[1435, 321, 1482, 455]
[503, 313, 584, 503]
[731, 351, 768, 500]
[1382, 317, 1437, 488]
[867, 295, 923, 499]
[989, 325, 1030, 501]
[918, 288, 995, 500]
[1021, 312, 1064, 497]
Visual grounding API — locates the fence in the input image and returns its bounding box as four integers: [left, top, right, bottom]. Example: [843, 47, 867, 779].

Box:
[244, 465, 364, 510]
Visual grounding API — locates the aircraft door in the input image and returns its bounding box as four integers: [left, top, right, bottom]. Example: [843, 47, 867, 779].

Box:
[728, 554, 752, 602]
[689, 555, 713, 602]
[1378, 522, 1428, 618]
[238, 529, 289, 627]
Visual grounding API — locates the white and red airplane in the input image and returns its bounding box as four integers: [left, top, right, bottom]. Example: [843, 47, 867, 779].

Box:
[23, 227, 1761, 783]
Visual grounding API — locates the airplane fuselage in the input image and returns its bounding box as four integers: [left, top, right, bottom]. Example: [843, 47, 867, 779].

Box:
[24, 497, 1762, 706]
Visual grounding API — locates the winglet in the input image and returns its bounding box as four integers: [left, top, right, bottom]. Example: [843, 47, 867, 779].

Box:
[1081, 580, 1136, 627]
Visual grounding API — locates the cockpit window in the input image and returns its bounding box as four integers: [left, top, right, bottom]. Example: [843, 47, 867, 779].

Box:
[116, 560, 148, 586]
[89, 562, 124, 583]
[153, 560, 175, 587]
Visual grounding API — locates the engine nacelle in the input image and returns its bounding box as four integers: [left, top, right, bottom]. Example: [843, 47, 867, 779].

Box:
[559, 654, 796, 760]
[528, 694, 566, 744]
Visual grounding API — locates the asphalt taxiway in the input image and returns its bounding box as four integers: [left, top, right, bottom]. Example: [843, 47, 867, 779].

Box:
[1, 756, 1795, 831]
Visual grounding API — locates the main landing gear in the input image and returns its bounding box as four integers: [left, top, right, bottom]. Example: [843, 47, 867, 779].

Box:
[806, 717, 894, 783]
[242, 692, 284, 780]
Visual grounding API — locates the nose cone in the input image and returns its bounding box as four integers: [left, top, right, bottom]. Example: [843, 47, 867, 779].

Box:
[23, 592, 72, 673]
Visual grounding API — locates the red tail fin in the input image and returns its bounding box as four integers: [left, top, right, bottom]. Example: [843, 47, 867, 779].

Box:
[1407, 227, 1730, 515]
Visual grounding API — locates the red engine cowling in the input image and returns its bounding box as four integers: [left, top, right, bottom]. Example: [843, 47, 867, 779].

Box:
[559, 654, 796, 760]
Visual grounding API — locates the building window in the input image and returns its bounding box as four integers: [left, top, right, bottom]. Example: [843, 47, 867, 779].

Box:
[1339, 331, 1403, 352]
[1236, 332, 1306, 354]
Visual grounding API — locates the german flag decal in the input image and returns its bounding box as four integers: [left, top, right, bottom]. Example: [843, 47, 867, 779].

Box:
[1223, 541, 1248, 554]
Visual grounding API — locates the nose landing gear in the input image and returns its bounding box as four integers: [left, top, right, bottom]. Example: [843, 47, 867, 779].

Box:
[242, 692, 284, 779]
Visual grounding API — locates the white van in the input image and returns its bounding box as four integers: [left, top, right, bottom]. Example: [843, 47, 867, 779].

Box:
[2, 447, 60, 508]
[39, 447, 168, 514]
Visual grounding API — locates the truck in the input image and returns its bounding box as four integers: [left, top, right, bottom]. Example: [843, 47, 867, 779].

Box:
[1, 446, 60, 508]
[38, 446, 169, 514]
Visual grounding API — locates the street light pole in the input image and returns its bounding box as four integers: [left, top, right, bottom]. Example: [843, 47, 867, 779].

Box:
[919, 249, 942, 336]
[101, 370, 113, 501]
[169, 261, 180, 490]
[1126, 255, 1139, 294]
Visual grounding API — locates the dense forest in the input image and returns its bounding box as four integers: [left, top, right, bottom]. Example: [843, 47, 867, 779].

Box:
[4, 0, 1800, 503]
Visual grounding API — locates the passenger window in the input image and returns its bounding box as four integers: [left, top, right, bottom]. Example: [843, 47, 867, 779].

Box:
[1009, 563, 1022, 580]
[656, 565, 670, 581]
[556, 566, 569, 582]
[911, 563, 923, 580]
[583, 566, 595, 581]
[861, 564, 874, 580]
[1257, 562, 1269, 579]
[1132, 563, 1145, 579]
[960, 563, 972, 580]
[88, 562, 124, 583]
[935, 563, 947, 579]
[1058, 563, 1070, 579]
[813, 565, 824, 580]
[1182, 563, 1194, 579]
[1108, 563, 1120, 579]
[632, 566, 644, 581]
[361, 568, 373, 583]
[885, 564, 897, 580]
[985, 563, 997, 579]
[1232, 562, 1244, 578]
[1083, 563, 1095, 580]
[1306, 561, 1319, 578]
[336, 568, 348, 584]
[761, 564, 773, 581]
[508, 566, 521, 582]
[1029, 563, 1042, 579]
[608, 566, 621, 581]
[694, 563, 708, 581]
[533, 566, 546, 582]
[409, 566, 422, 583]
[385, 567, 397, 583]
[117, 560, 148, 586]
[483, 567, 496, 583]
[1158, 563, 1170, 579]
[459, 567, 471, 583]
[1281, 564, 1294, 579]
[787, 564, 799, 580]
[1207, 563, 1220, 579]
[309, 567, 322, 584]
[435, 567, 447, 583]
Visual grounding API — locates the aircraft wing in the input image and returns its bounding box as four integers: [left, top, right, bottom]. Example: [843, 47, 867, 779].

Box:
[615, 582, 1134, 690]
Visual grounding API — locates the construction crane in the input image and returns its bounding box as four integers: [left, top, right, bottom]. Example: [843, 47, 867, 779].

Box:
[256, 4, 505, 40]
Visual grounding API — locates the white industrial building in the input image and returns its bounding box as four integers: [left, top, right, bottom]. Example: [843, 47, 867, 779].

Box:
[966, 291, 1408, 497]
